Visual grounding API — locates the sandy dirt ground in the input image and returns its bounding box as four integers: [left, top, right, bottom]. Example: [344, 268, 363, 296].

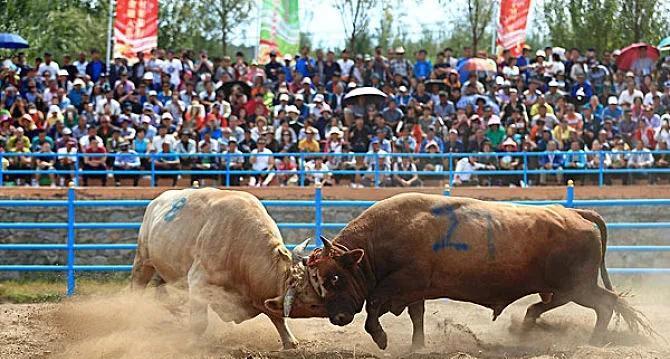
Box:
[1, 278, 669, 359]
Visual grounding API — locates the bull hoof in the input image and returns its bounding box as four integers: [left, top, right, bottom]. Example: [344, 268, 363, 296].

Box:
[371, 330, 388, 350]
[410, 342, 425, 352]
[282, 341, 298, 350]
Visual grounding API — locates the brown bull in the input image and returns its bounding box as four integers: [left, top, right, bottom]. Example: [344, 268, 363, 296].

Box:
[307, 193, 652, 350]
[131, 188, 325, 349]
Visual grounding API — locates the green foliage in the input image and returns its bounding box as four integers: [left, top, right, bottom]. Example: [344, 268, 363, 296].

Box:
[0, 0, 108, 59]
[540, 0, 670, 51]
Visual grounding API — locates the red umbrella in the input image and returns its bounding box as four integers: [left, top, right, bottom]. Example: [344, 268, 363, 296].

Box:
[615, 43, 660, 71]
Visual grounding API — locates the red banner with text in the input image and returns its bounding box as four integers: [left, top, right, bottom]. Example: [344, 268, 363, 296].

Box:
[496, 0, 531, 57]
[113, 0, 158, 62]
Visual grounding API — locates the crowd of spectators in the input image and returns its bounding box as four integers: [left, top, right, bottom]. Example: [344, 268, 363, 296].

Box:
[1, 44, 669, 187]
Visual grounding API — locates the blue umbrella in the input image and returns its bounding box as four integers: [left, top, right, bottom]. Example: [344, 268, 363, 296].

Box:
[0, 33, 29, 49]
[659, 36, 670, 51]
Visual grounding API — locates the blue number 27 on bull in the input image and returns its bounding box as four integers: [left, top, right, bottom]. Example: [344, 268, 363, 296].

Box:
[431, 205, 469, 252]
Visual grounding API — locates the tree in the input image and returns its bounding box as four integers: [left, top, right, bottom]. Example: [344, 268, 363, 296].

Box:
[333, 0, 379, 52]
[619, 0, 668, 45]
[464, 0, 495, 53]
[200, 0, 254, 55]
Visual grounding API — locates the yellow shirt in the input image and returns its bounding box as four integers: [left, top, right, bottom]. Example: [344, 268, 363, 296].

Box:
[529, 103, 554, 118]
[298, 139, 320, 152]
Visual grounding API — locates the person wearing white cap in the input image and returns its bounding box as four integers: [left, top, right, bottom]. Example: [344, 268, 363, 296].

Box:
[273, 93, 291, 117]
[601, 96, 623, 122]
[309, 93, 328, 118]
[544, 79, 564, 107]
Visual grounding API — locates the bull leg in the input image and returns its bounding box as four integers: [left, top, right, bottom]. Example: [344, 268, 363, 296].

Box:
[572, 286, 617, 345]
[130, 256, 156, 291]
[267, 315, 298, 350]
[408, 301, 425, 350]
[522, 294, 571, 330]
[364, 299, 388, 350]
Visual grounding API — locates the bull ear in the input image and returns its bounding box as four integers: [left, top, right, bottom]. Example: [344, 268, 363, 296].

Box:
[341, 249, 365, 267]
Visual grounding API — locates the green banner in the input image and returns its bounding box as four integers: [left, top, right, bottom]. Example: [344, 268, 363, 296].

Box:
[258, 0, 300, 63]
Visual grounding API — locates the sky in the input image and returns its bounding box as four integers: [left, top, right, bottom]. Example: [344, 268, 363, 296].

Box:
[240, 0, 494, 49]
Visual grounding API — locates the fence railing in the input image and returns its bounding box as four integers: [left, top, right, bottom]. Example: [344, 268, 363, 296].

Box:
[1, 150, 669, 187]
[0, 181, 669, 297]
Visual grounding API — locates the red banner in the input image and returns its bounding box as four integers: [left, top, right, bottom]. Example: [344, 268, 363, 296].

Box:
[113, 0, 158, 62]
[496, 0, 531, 57]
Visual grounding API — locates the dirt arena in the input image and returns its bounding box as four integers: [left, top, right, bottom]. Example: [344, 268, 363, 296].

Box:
[0, 278, 668, 359]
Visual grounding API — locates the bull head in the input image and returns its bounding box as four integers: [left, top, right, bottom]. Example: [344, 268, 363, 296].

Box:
[283, 238, 311, 317]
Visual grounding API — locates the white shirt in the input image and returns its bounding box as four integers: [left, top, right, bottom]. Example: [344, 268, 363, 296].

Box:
[78, 135, 103, 149]
[38, 61, 60, 80]
[152, 134, 177, 151]
[337, 59, 354, 79]
[305, 161, 331, 182]
[251, 148, 273, 171]
[618, 89, 644, 106]
[163, 58, 183, 87]
[73, 60, 88, 76]
[643, 91, 662, 106]
[454, 157, 485, 182]
[57, 146, 77, 160]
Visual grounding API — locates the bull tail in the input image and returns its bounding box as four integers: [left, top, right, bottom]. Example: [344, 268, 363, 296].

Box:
[572, 209, 613, 291]
[613, 292, 663, 341]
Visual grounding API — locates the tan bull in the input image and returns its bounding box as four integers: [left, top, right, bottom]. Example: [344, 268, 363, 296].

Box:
[130, 188, 325, 349]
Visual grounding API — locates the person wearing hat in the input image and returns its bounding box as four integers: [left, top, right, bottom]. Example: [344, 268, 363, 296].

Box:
[55, 131, 78, 186]
[298, 126, 320, 154]
[68, 78, 88, 109]
[618, 74, 644, 106]
[484, 115, 505, 149]
[174, 129, 196, 169]
[112, 140, 141, 186]
[420, 126, 445, 153]
[390, 46, 412, 79]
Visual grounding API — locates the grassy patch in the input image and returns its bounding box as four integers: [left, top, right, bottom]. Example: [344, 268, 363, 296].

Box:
[0, 277, 128, 304]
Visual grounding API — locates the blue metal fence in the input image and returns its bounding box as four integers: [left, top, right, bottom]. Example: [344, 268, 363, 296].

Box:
[1, 181, 669, 297]
[1, 150, 669, 187]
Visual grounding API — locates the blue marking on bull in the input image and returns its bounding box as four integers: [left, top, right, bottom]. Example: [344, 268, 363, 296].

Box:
[431, 205, 470, 252]
[164, 197, 187, 222]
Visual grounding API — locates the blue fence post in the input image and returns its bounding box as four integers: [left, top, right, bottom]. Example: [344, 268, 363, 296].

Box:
[448, 153, 454, 187]
[66, 182, 76, 296]
[299, 154, 305, 187]
[373, 152, 380, 188]
[149, 154, 156, 187]
[443, 183, 451, 196]
[522, 153, 528, 186]
[73, 154, 79, 186]
[314, 182, 323, 247]
[0, 153, 4, 186]
[225, 153, 230, 187]
[598, 151, 604, 187]
[566, 179, 575, 208]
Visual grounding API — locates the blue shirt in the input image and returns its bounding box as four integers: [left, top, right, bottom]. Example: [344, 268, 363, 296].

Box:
[295, 57, 316, 78]
[571, 81, 594, 100]
[114, 150, 141, 167]
[413, 60, 433, 80]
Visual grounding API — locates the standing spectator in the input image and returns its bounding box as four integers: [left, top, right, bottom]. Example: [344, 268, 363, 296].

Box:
[85, 49, 105, 83]
[413, 49, 432, 80]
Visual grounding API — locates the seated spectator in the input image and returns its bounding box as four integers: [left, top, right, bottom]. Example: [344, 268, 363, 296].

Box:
[175, 130, 197, 168]
[277, 155, 298, 186]
[453, 155, 486, 186]
[305, 157, 334, 186]
[6, 138, 32, 186]
[653, 141, 669, 183]
[249, 138, 274, 186]
[485, 116, 505, 149]
[324, 127, 345, 170]
[563, 140, 587, 183]
[538, 140, 563, 185]
[221, 137, 245, 186]
[31, 128, 54, 152]
[56, 138, 77, 186]
[34, 142, 56, 187]
[587, 141, 612, 181]
[499, 138, 522, 186]
[392, 156, 421, 187]
[191, 141, 219, 186]
[113, 140, 141, 186]
[82, 136, 107, 186]
[627, 140, 654, 184]
[154, 141, 180, 186]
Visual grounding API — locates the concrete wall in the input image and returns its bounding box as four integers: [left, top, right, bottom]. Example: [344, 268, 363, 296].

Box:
[1, 203, 668, 277]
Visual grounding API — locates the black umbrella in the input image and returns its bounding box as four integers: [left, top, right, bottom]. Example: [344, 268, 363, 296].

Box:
[216, 81, 251, 98]
[343, 86, 388, 106]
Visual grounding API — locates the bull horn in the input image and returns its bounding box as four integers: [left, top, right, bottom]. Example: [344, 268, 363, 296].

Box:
[283, 286, 296, 317]
[321, 236, 333, 256]
[292, 238, 311, 265]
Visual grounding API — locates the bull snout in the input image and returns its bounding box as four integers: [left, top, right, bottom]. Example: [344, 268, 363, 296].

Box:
[330, 312, 354, 326]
